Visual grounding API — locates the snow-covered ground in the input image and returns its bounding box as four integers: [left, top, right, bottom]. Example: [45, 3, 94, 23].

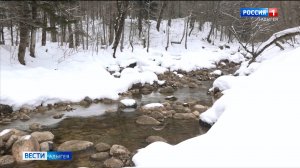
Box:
[133, 42, 300, 167]
[0, 19, 244, 110]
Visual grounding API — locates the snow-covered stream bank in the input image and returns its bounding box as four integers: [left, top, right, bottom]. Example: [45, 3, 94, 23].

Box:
[133, 45, 300, 167]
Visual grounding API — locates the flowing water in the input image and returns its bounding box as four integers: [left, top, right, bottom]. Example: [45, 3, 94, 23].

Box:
[2, 81, 214, 168]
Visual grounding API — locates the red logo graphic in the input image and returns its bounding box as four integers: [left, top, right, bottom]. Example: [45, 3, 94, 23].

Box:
[268, 8, 278, 17]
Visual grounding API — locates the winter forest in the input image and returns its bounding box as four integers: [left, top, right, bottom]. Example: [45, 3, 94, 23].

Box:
[1, 1, 300, 168]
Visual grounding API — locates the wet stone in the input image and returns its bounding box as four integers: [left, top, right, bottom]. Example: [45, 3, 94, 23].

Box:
[29, 123, 46, 131]
[5, 135, 19, 150]
[165, 95, 177, 101]
[53, 113, 64, 119]
[146, 135, 167, 143]
[40, 141, 53, 151]
[136, 115, 160, 125]
[19, 113, 30, 121]
[109, 144, 130, 160]
[95, 142, 111, 152]
[57, 140, 94, 153]
[0, 155, 15, 168]
[90, 152, 110, 161]
[104, 157, 124, 168]
[31, 131, 54, 143]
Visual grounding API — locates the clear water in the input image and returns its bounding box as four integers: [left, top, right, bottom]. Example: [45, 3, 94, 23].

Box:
[2, 81, 213, 168]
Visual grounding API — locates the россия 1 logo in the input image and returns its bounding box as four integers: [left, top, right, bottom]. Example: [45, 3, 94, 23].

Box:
[240, 8, 278, 17]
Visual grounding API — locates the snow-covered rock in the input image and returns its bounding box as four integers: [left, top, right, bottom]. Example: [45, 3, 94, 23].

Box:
[143, 103, 163, 109]
[119, 99, 137, 108]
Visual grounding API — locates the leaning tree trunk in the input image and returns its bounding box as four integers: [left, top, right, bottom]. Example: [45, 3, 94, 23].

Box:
[18, 3, 31, 65]
[112, 1, 129, 58]
[30, 0, 37, 57]
[156, 2, 167, 32]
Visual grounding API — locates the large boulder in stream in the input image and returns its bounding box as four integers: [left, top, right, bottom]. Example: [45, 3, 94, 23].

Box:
[57, 140, 94, 153]
[12, 135, 40, 163]
[104, 157, 124, 168]
[119, 99, 137, 109]
[0, 104, 13, 115]
[90, 152, 110, 161]
[110, 144, 130, 160]
[95, 142, 111, 152]
[0, 155, 15, 168]
[136, 115, 160, 125]
[31, 131, 54, 143]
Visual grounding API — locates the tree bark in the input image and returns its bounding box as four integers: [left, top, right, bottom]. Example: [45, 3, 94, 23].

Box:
[137, 1, 143, 38]
[112, 1, 129, 58]
[120, 23, 125, 52]
[75, 22, 80, 47]
[18, 3, 31, 65]
[41, 11, 47, 46]
[10, 19, 14, 46]
[86, 14, 89, 50]
[68, 23, 74, 48]
[80, 20, 85, 50]
[30, 0, 37, 57]
[50, 15, 57, 42]
[156, 2, 166, 32]
[0, 26, 4, 45]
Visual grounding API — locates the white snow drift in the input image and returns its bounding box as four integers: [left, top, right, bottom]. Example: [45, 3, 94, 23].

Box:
[133, 45, 300, 167]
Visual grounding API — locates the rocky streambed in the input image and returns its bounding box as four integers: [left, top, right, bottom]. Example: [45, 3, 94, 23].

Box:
[0, 60, 240, 168]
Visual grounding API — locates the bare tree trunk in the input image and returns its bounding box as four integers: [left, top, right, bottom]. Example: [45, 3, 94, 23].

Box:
[0, 26, 4, 45]
[102, 15, 106, 46]
[120, 23, 125, 52]
[30, 0, 37, 57]
[147, 22, 150, 52]
[41, 11, 47, 46]
[80, 20, 85, 50]
[188, 12, 195, 36]
[185, 16, 189, 49]
[146, 2, 151, 52]
[60, 25, 64, 46]
[15, 28, 19, 46]
[165, 19, 171, 51]
[50, 15, 57, 42]
[108, 12, 114, 46]
[137, 2, 143, 38]
[86, 14, 89, 50]
[10, 19, 14, 46]
[112, 1, 129, 58]
[68, 24, 74, 48]
[96, 31, 99, 53]
[156, 2, 166, 32]
[129, 17, 134, 52]
[18, 3, 30, 65]
[75, 22, 80, 47]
